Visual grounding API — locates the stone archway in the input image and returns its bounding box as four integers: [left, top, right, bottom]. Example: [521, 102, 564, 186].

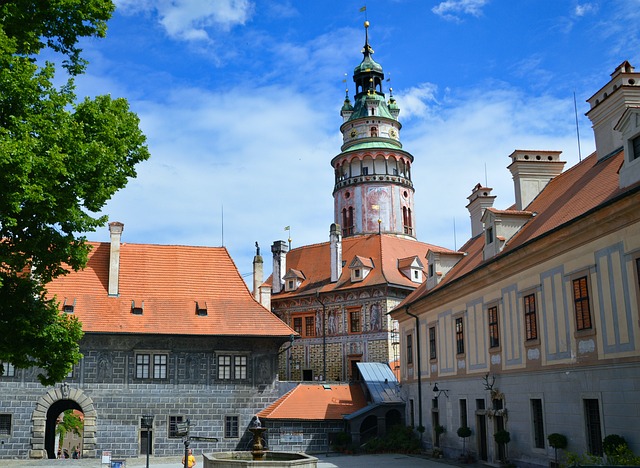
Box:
[30, 384, 97, 459]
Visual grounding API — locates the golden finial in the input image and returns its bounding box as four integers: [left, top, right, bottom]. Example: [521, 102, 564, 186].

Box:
[364, 20, 370, 28]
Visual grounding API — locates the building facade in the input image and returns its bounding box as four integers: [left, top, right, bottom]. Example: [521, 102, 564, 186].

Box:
[391, 62, 640, 467]
[256, 22, 449, 383]
[0, 222, 295, 460]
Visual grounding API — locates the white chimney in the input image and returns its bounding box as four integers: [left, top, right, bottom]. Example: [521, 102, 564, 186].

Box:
[466, 184, 495, 238]
[586, 61, 640, 160]
[508, 150, 565, 210]
[330, 223, 342, 282]
[108, 222, 124, 296]
[271, 240, 288, 294]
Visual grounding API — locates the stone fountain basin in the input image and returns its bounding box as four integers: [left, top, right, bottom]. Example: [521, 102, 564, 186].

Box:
[204, 451, 318, 467]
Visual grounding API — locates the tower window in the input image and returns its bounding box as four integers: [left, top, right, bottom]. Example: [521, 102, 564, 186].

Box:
[370, 127, 378, 137]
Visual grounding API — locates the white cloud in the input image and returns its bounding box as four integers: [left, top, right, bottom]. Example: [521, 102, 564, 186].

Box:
[574, 3, 597, 17]
[115, 0, 254, 41]
[396, 83, 439, 119]
[432, 0, 489, 22]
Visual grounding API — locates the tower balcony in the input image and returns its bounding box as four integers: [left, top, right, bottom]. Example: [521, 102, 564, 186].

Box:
[333, 174, 413, 193]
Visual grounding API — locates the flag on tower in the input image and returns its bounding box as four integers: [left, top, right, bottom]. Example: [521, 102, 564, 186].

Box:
[359, 6, 366, 12]
[284, 226, 290, 231]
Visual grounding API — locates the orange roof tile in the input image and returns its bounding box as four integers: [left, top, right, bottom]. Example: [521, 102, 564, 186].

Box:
[271, 234, 445, 299]
[46, 242, 296, 337]
[396, 150, 635, 308]
[257, 383, 367, 420]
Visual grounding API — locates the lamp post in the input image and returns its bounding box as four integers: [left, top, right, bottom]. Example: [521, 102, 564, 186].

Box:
[141, 414, 154, 468]
[315, 290, 327, 382]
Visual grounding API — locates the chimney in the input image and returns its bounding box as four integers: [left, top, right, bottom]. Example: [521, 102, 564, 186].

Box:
[271, 240, 288, 294]
[252, 242, 263, 301]
[466, 184, 495, 237]
[586, 61, 640, 160]
[508, 150, 565, 210]
[108, 222, 124, 296]
[330, 223, 342, 282]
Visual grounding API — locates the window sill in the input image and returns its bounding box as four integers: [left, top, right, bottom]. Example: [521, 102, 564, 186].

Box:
[574, 327, 596, 339]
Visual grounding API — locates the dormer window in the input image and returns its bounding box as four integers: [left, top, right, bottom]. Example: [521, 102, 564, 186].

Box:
[398, 256, 424, 284]
[486, 226, 494, 244]
[195, 301, 208, 316]
[633, 134, 640, 160]
[283, 269, 305, 292]
[349, 256, 374, 283]
[131, 301, 144, 315]
[428, 264, 434, 278]
[62, 298, 75, 314]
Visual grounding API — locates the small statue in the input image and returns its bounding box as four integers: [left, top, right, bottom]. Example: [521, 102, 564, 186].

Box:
[251, 416, 262, 428]
[255, 241, 260, 256]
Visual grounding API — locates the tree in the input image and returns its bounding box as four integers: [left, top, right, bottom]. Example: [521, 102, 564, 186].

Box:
[457, 426, 472, 457]
[0, 1, 150, 385]
[56, 409, 84, 449]
[547, 433, 567, 467]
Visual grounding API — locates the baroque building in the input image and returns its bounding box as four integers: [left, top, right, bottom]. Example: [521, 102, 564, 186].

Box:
[256, 22, 449, 383]
[0, 222, 295, 459]
[391, 61, 640, 466]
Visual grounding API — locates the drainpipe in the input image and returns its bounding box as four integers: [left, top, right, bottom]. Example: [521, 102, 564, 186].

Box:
[406, 306, 423, 435]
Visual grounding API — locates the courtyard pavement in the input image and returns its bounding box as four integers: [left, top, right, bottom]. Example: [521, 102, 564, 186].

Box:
[0, 453, 464, 468]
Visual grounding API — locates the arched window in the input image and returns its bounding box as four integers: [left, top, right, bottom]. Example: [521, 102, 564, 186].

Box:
[370, 126, 378, 137]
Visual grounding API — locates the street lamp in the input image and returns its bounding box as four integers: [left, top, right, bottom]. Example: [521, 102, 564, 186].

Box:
[315, 290, 327, 382]
[141, 414, 154, 468]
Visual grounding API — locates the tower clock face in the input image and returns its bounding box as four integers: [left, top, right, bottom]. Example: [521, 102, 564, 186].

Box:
[350, 129, 358, 138]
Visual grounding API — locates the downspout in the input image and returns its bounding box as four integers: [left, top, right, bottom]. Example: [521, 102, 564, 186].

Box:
[405, 305, 423, 434]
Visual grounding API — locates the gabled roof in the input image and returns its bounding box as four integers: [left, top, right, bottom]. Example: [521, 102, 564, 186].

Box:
[356, 362, 402, 404]
[350, 255, 374, 269]
[46, 242, 296, 337]
[394, 150, 632, 309]
[283, 268, 305, 280]
[270, 234, 446, 298]
[257, 383, 367, 421]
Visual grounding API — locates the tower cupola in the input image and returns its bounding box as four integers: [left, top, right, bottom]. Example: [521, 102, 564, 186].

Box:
[332, 22, 417, 239]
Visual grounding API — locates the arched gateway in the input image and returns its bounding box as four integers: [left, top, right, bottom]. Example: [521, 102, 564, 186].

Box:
[29, 384, 97, 459]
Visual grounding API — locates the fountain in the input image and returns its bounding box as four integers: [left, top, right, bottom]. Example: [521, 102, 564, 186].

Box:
[248, 417, 268, 461]
[203, 415, 318, 467]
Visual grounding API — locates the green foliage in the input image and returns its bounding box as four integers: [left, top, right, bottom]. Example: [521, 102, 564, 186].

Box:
[0, 0, 149, 385]
[603, 434, 628, 457]
[494, 429, 510, 445]
[55, 409, 84, 447]
[457, 426, 472, 438]
[362, 425, 422, 454]
[331, 431, 351, 451]
[564, 450, 603, 467]
[548, 433, 568, 450]
[607, 444, 640, 466]
[435, 424, 446, 435]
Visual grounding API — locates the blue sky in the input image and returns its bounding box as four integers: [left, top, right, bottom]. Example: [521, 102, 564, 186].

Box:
[70, 0, 640, 281]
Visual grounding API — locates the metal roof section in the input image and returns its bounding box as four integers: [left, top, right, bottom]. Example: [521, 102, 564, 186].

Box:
[356, 362, 402, 404]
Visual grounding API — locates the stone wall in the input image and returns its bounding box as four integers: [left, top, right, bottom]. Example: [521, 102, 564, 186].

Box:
[0, 333, 289, 460]
[262, 420, 346, 454]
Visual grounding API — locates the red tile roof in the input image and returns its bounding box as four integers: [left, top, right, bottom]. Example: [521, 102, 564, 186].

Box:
[46, 242, 296, 337]
[271, 234, 444, 298]
[396, 150, 634, 308]
[257, 383, 367, 420]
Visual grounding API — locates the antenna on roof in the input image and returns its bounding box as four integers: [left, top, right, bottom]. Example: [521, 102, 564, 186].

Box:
[221, 204, 224, 247]
[484, 162, 488, 187]
[453, 217, 457, 251]
[573, 91, 583, 162]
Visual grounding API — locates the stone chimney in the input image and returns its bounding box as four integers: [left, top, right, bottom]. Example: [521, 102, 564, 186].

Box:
[586, 61, 640, 160]
[252, 242, 263, 301]
[508, 150, 565, 210]
[466, 184, 495, 238]
[271, 240, 288, 294]
[108, 222, 124, 296]
[330, 223, 342, 282]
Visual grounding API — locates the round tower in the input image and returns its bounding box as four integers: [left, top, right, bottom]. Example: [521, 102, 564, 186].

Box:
[332, 21, 416, 239]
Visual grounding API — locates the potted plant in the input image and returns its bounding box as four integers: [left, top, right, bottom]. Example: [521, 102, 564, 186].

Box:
[547, 433, 568, 467]
[603, 434, 628, 463]
[457, 426, 473, 462]
[494, 429, 510, 463]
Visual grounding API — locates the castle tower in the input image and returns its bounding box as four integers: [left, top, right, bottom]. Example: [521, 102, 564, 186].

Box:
[332, 21, 416, 238]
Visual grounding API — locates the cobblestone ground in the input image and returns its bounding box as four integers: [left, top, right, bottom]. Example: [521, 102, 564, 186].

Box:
[0, 453, 465, 468]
